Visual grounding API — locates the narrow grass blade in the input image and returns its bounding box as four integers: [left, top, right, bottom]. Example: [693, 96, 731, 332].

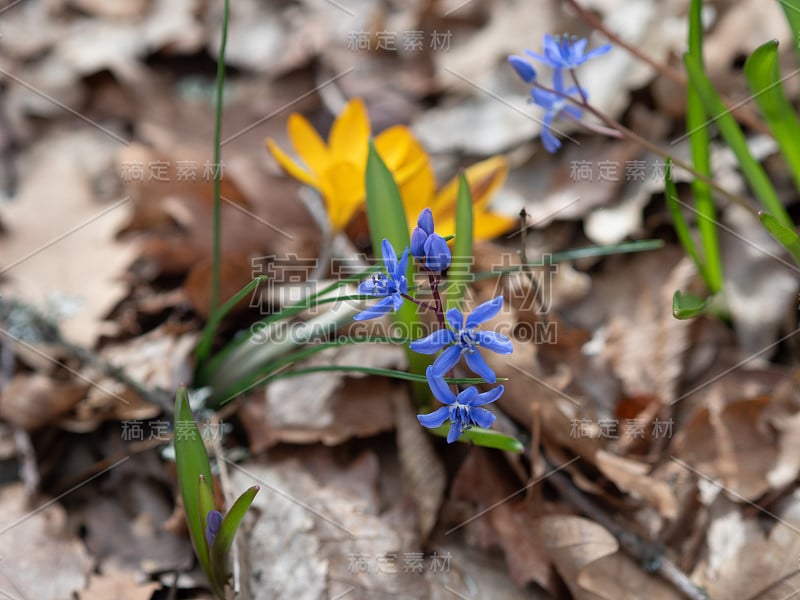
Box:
[270, 364, 501, 385]
[209, 485, 259, 594]
[687, 0, 722, 293]
[684, 52, 792, 227]
[759, 210, 800, 265]
[428, 424, 523, 452]
[445, 172, 474, 312]
[174, 386, 214, 576]
[672, 290, 708, 320]
[744, 39, 800, 193]
[196, 275, 267, 364]
[665, 159, 709, 285]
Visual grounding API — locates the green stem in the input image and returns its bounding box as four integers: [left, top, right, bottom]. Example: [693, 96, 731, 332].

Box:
[210, 0, 230, 315]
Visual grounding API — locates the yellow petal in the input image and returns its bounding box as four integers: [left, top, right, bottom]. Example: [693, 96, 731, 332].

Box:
[287, 113, 331, 176]
[431, 155, 509, 218]
[329, 98, 370, 169]
[319, 161, 366, 231]
[265, 137, 319, 189]
[472, 210, 517, 241]
[375, 125, 413, 171]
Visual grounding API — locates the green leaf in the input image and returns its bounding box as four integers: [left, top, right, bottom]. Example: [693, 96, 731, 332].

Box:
[687, 0, 722, 293]
[672, 290, 709, 319]
[759, 210, 800, 265]
[664, 159, 710, 286]
[173, 386, 214, 577]
[777, 0, 800, 65]
[271, 364, 502, 385]
[427, 424, 524, 452]
[684, 52, 792, 227]
[365, 140, 430, 398]
[744, 40, 800, 194]
[196, 275, 267, 365]
[209, 485, 259, 593]
[445, 172, 474, 312]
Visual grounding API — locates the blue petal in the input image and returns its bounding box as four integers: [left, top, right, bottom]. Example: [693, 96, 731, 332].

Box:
[508, 55, 537, 83]
[445, 308, 463, 332]
[464, 350, 496, 383]
[446, 422, 462, 443]
[426, 366, 457, 404]
[531, 87, 556, 109]
[465, 296, 503, 328]
[472, 384, 504, 406]
[417, 406, 450, 429]
[553, 67, 565, 93]
[525, 49, 555, 68]
[417, 208, 434, 234]
[563, 104, 583, 120]
[381, 239, 398, 274]
[573, 38, 588, 58]
[585, 43, 611, 59]
[358, 279, 378, 295]
[409, 328, 456, 354]
[353, 296, 395, 321]
[410, 227, 427, 260]
[475, 331, 513, 354]
[396, 246, 409, 281]
[469, 407, 496, 429]
[205, 509, 223, 547]
[541, 124, 562, 153]
[431, 344, 463, 378]
[424, 234, 452, 271]
[456, 386, 479, 405]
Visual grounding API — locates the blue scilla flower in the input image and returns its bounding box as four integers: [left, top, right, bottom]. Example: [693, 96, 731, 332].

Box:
[417, 366, 504, 443]
[526, 33, 611, 70]
[409, 296, 513, 383]
[530, 68, 585, 153]
[205, 509, 223, 547]
[508, 55, 537, 83]
[410, 208, 451, 272]
[354, 239, 409, 321]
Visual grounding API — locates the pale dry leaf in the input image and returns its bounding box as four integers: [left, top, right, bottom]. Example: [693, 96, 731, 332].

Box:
[0, 483, 93, 600]
[231, 455, 436, 600]
[0, 130, 136, 347]
[81, 570, 161, 600]
[576, 550, 684, 600]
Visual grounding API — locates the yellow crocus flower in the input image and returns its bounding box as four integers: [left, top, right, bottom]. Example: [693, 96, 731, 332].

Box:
[266, 98, 515, 240]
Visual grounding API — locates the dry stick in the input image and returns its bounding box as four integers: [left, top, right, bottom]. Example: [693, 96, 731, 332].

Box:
[544, 458, 709, 600]
[561, 0, 769, 136]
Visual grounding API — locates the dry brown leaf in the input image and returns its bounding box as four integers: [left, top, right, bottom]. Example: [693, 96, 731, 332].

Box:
[239, 343, 404, 449]
[532, 514, 618, 599]
[0, 373, 88, 430]
[450, 447, 553, 590]
[577, 551, 684, 600]
[394, 392, 446, 538]
[0, 483, 93, 599]
[594, 450, 678, 519]
[0, 130, 136, 347]
[673, 396, 778, 501]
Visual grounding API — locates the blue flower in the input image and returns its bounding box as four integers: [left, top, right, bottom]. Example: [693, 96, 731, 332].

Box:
[409, 296, 513, 383]
[508, 55, 537, 83]
[354, 239, 409, 321]
[205, 509, 223, 548]
[526, 33, 611, 70]
[417, 366, 504, 443]
[530, 68, 585, 153]
[410, 208, 451, 272]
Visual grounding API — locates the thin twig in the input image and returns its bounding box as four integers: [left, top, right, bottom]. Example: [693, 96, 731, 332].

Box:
[544, 456, 709, 600]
